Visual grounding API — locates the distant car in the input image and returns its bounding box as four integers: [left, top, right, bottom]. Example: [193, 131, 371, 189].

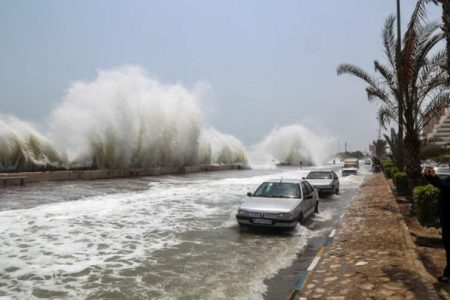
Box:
[236, 179, 319, 229]
[434, 166, 450, 180]
[365, 159, 371, 165]
[305, 170, 339, 195]
[342, 164, 358, 176]
[421, 164, 450, 179]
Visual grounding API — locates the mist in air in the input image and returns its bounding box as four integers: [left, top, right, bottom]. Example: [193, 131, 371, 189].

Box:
[0, 66, 334, 171]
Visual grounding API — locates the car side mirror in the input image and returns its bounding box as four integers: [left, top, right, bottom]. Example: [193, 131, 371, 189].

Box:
[305, 194, 313, 199]
[247, 192, 252, 197]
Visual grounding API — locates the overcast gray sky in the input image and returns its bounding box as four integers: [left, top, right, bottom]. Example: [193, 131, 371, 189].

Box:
[0, 0, 442, 151]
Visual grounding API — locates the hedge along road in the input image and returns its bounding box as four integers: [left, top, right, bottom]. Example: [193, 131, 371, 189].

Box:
[0, 164, 369, 299]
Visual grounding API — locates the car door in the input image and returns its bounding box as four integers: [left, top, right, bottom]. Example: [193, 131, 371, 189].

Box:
[331, 171, 338, 188]
[301, 182, 314, 213]
[300, 182, 309, 213]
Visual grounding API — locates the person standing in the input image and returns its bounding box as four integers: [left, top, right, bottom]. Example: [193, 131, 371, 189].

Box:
[424, 164, 450, 283]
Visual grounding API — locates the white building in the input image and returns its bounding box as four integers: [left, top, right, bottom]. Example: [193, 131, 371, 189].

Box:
[424, 107, 450, 146]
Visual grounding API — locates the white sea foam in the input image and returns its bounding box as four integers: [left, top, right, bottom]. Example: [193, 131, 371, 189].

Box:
[314, 208, 337, 222]
[0, 164, 366, 299]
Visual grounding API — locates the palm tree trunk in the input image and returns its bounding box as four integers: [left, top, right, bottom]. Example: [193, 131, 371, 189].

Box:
[396, 0, 405, 170]
[404, 130, 422, 191]
[443, 0, 450, 80]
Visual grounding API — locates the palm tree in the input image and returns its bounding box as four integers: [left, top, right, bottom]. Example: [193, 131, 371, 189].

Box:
[337, 1, 449, 189]
[441, 1, 450, 79]
[384, 128, 403, 167]
[430, 0, 450, 79]
[372, 139, 388, 159]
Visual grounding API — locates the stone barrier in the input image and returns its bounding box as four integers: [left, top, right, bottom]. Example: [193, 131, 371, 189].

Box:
[0, 164, 246, 186]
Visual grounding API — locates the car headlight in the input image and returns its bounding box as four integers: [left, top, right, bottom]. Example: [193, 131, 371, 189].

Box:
[277, 213, 292, 219]
[238, 210, 249, 216]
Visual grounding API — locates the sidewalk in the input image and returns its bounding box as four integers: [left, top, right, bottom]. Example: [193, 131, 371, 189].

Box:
[297, 174, 440, 300]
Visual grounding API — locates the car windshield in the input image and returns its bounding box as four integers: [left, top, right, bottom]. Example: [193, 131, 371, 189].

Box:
[306, 172, 332, 180]
[343, 164, 356, 168]
[253, 182, 301, 198]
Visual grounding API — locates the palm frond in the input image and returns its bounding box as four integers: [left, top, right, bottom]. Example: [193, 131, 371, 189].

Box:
[382, 15, 398, 69]
[366, 86, 388, 103]
[374, 60, 400, 99]
[337, 64, 378, 87]
[405, 0, 430, 37]
[377, 105, 398, 129]
[402, 0, 437, 84]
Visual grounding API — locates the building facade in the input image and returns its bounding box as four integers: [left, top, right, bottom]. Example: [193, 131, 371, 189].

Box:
[424, 107, 450, 146]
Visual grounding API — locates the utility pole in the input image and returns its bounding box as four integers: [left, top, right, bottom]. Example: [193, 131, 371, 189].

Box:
[396, 0, 403, 141]
[396, 0, 405, 170]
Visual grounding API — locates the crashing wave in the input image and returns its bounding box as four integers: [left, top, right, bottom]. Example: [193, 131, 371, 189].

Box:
[249, 124, 334, 167]
[0, 116, 63, 171]
[48, 66, 247, 169]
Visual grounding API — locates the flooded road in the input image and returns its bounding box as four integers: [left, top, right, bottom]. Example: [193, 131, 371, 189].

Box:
[0, 165, 369, 299]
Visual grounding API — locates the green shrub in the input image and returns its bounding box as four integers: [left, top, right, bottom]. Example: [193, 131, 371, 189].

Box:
[394, 172, 409, 196]
[381, 159, 394, 168]
[384, 167, 393, 178]
[413, 185, 440, 228]
[390, 167, 399, 178]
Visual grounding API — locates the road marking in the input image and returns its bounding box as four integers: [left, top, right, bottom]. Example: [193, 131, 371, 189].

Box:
[290, 226, 340, 299]
[307, 256, 321, 271]
[329, 229, 336, 238]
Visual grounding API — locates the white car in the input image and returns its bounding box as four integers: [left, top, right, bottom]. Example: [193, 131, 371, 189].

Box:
[236, 179, 319, 229]
[342, 163, 358, 176]
[305, 170, 339, 195]
[434, 166, 450, 180]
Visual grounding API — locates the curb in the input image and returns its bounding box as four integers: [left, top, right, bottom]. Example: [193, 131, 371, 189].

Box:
[286, 226, 340, 300]
[384, 176, 440, 297]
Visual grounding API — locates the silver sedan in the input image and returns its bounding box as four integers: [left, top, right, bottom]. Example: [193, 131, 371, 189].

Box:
[236, 179, 319, 229]
[305, 170, 339, 195]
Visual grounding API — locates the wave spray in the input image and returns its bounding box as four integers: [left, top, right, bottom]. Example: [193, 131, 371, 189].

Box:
[48, 66, 247, 169]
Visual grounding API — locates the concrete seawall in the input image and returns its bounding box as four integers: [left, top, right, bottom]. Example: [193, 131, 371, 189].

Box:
[0, 164, 245, 185]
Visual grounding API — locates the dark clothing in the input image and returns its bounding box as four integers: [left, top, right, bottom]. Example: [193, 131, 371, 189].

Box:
[425, 174, 450, 276]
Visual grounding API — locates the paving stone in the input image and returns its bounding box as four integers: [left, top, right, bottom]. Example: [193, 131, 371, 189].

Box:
[386, 296, 405, 300]
[341, 279, 351, 285]
[329, 264, 341, 269]
[379, 289, 394, 296]
[324, 276, 338, 282]
[359, 283, 375, 290]
[338, 289, 349, 295]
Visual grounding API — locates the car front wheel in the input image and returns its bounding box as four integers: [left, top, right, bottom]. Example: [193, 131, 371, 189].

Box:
[298, 212, 304, 224]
